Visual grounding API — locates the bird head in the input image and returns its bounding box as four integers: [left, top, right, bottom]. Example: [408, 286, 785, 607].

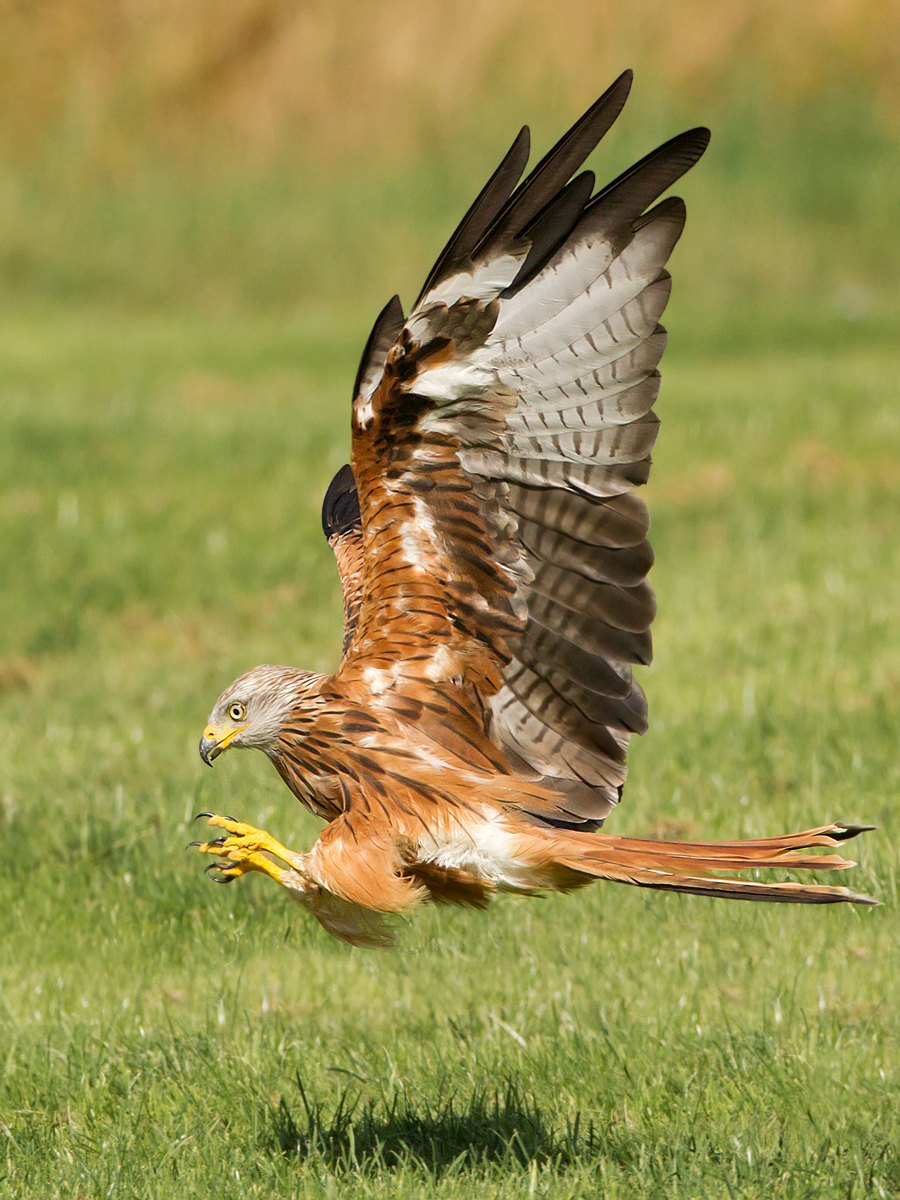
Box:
[199, 664, 314, 765]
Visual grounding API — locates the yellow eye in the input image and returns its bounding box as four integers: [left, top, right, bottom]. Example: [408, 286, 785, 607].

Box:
[228, 702, 246, 722]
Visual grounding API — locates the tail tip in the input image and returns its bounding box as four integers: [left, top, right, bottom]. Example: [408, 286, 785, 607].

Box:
[832, 822, 878, 842]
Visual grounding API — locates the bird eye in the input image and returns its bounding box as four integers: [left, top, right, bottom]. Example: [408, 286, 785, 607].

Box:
[228, 702, 246, 722]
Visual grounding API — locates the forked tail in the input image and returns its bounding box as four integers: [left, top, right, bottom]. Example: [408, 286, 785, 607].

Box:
[552, 822, 879, 905]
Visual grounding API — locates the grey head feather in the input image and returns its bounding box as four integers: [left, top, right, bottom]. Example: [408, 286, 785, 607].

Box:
[207, 664, 321, 753]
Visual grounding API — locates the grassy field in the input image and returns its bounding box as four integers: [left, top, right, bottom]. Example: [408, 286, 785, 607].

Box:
[1, 289, 898, 1198]
[1, 43, 900, 1195]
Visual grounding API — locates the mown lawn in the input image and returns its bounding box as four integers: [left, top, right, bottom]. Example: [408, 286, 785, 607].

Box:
[0, 294, 898, 1198]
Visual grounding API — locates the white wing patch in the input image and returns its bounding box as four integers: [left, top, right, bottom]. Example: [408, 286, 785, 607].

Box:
[420, 249, 526, 309]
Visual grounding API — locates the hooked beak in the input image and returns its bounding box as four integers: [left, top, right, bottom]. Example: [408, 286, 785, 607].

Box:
[199, 733, 221, 766]
[199, 723, 246, 767]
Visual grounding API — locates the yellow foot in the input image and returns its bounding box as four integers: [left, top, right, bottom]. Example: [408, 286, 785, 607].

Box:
[189, 812, 296, 885]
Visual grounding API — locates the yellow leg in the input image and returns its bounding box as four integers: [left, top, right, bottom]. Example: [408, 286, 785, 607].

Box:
[190, 813, 299, 885]
[203, 849, 288, 885]
[192, 813, 296, 862]
[189, 813, 397, 946]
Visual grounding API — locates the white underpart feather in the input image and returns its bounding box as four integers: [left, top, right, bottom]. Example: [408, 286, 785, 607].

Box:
[419, 807, 540, 892]
[423, 643, 458, 683]
[362, 664, 406, 696]
[399, 496, 438, 571]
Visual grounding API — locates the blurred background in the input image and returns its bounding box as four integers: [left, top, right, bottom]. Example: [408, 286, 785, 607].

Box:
[1, 6, 899, 1197]
[1, 0, 899, 323]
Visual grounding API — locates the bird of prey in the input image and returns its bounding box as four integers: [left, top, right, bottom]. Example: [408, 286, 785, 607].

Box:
[193, 71, 876, 947]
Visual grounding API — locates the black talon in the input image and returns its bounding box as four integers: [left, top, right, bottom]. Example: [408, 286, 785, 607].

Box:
[193, 812, 216, 823]
[186, 840, 204, 849]
[208, 863, 236, 884]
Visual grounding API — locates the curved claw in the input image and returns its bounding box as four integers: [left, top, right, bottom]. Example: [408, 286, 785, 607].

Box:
[186, 840, 203, 849]
[193, 812, 216, 823]
[204, 861, 228, 876]
[204, 868, 232, 888]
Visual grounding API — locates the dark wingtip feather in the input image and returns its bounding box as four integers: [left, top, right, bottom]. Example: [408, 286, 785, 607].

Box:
[586, 127, 711, 228]
[481, 71, 635, 251]
[503, 170, 596, 296]
[632, 194, 686, 232]
[415, 126, 531, 305]
[322, 464, 361, 539]
[352, 294, 405, 403]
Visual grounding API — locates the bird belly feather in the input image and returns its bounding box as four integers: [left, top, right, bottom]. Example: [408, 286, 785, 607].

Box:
[416, 807, 554, 894]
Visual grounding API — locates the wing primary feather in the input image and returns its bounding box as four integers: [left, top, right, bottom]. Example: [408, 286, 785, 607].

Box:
[352, 294, 405, 403]
[477, 70, 634, 251]
[503, 170, 596, 297]
[414, 126, 531, 306]
[585, 127, 711, 225]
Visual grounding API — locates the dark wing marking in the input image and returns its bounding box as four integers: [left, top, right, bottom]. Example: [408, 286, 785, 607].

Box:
[322, 464, 361, 539]
[352, 296, 405, 411]
[322, 464, 364, 658]
[415, 127, 531, 308]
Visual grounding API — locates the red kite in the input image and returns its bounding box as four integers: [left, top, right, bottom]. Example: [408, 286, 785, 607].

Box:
[194, 73, 875, 946]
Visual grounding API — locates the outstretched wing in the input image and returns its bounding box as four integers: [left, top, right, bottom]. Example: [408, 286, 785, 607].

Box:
[333, 72, 709, 824]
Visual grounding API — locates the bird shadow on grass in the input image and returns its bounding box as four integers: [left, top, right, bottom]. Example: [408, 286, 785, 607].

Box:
[267, 1074, 595, 1176]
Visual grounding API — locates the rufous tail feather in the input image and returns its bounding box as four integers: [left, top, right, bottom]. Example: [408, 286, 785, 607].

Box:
[550, 822, 878, 905]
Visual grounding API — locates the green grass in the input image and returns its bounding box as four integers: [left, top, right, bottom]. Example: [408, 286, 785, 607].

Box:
[1, 108, 900, 1193]
[1, 299, 898, 1199]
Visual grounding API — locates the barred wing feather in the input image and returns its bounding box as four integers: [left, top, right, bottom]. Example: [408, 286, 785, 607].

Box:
[330, 76, 709, 827]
